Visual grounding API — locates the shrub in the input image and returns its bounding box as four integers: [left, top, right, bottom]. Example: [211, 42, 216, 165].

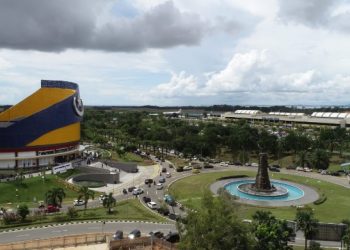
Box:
[67, 207, 79, 219]
[313, 193, 327, 205]
[2, 212, 18, 225]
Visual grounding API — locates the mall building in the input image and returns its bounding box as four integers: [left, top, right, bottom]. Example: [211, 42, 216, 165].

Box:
[0, 80, 84, 170]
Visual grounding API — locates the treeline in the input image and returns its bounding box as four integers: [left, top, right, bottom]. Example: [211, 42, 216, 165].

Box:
[82, 110, 350, 169]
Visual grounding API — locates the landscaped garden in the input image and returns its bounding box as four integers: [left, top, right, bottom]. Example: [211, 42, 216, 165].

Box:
[168, 170, 350, 223]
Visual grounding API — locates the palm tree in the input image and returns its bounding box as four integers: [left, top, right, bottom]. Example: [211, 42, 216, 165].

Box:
[103, 192, 116, 214]
[45, 188, 66, 207]
[296, 207, 318, 250]
[310, 149, 330, 170]
[78, 186, 95, 211]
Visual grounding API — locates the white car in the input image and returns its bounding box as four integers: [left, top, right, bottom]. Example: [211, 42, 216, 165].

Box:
[251, 163, 258, 167]
[166, 172, 171, 178]
[73, 199, 85, 206]
[304, 167, 312, 172]
[296, 167, 304, 171]
[132, 188, 144, 195]
[183, 166, 192, 171]
[147, 201, 158, 209]
[156, 183, 163, 190]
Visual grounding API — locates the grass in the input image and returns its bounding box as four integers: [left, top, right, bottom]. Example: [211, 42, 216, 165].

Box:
[111, 152, 154, 166]
[56, 169, 82, 179]
[168, 170, 350, 223]
[165, 156, 189, 167]
[0, 175, 79, 208]
[0, 199, 167, 230]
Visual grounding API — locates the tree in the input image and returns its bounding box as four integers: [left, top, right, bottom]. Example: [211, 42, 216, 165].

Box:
[295, 207, 318, 250]
[252, 211, 293, 250]
[67, 207, 79, 219]
[78, 186, 95, 211]
[309, 149, 330, 170]
[45, 188, 66, 207]
[177, 191, 253, 250]
[17, 204, 30, 222]
[103, 192, 116, 214]
[342, 219, 350, 250]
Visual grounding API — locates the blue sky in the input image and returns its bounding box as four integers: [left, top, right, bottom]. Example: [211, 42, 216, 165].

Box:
[1, 0, 350, 106]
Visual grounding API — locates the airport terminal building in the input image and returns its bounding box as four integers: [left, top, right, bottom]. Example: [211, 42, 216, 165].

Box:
[0, 80, 84, 169]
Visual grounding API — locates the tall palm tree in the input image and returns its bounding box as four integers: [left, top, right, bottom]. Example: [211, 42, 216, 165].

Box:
[103, 192, 116, 214]
[45, 188, 66, 207]
[78, 186, 95, 211]
[296, 207, 318, 250]
[310, 149, 330, 170]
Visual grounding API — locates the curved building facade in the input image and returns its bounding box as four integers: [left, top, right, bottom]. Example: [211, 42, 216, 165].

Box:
[0, 80, 84, 169]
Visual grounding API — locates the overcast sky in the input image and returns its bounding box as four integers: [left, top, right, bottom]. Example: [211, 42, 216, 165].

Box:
[1, 0, 350, 106]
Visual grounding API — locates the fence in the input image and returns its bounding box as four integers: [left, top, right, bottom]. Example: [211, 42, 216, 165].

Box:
[0, 233, 106, 250]
[109, 237, 177, 250]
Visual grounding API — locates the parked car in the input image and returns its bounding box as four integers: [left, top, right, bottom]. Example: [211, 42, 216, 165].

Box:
[251, 163, 258, 167]
[272, 164, 281, 168]
[296, 167, 304, 171]
[144, 179, 153, 184]
[128, 186, 136, 192]
[147, 201, 158, 209]
[203, 164, 214, 168]
[234, 161, 242, 166]
[245, 163, 251, 167]
[219, 162, 228, 167]
[45, 205, 60, 213]
[162, 167, 167, 173]
[132, 188, 144, 195]
[168, 213, 179, 221]
[164, 194, 176, 206]
[122, 188, 127, 194]
[183, 166, 192, 171]
[320, 170, 328, 175]
[166, 172, 171, 178]
[158, 177, 166, 183]
[73, 199, 85, 206]
[149, 231, 164, 239]
[286, 165, 296, 170]
[304, 167, 312, 172]
[142, 196, 151, 203]
[113, 230, 123, 240]
[128, 229, 141, 239]
[164, 232, 180, 243]
[156, 183, 163, 190]
[176, 167, 184, 172]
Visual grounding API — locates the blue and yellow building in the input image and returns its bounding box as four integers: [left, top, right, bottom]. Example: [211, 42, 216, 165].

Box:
[0, 80, 83, 169]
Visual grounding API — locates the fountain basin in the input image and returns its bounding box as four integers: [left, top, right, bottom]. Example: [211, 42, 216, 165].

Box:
[224, 179, 304, 201]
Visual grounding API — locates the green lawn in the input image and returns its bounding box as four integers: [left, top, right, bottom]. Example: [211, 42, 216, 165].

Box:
[168, 170, 350, 223]
[0, 175, 79, 208]
[0, 199, 166, 230]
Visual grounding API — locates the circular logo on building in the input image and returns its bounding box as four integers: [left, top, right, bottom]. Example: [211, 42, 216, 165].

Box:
[73, 95, 84, 117]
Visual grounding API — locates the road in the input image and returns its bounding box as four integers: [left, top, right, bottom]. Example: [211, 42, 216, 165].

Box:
[0, 221, 176, 244]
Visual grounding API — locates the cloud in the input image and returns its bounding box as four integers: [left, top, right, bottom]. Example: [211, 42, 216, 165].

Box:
[148, 50, 350, 105]
[0, 0, 253, 52]
[277, 0, 350, 33]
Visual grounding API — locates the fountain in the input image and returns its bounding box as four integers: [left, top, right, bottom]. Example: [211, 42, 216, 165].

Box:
[236, 153, 289, 197]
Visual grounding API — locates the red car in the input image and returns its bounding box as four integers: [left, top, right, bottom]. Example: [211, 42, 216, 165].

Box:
[45, 205, 60, 213]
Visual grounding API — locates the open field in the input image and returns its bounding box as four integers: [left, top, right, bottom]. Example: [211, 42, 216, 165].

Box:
[0, 175, 79, 208]
[168, 170, 350, 222]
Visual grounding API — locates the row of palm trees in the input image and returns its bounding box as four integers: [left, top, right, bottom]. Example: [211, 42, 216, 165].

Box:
[44, 187, 116, 214]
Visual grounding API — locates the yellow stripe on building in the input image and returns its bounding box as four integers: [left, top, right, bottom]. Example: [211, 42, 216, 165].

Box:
[27, 122, 80, 147]
[0, 88, 75, 121]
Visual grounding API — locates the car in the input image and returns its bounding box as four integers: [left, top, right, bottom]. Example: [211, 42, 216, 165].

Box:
[144, 179, 153, 184]
[113, 230, 123, 240]
[251, 163, 258, 167]
[149, 231, 164, 239]
[128, 229, 141, 239]
[164, 194, 176, 206]
[286, 165, 296, 170]
[183, 166, 192, 171]
[165, 172, 171, 178]
[45, 205, 60, 213]
[245, 163, 251, 167]
[219, 162, 228, 167]
[203, 164, 214, 168]
[168, 213, 179, 221]
[164, 232, 180, 243]
[269, 167, 280, 172]
[128, 186, 136, 192]
[147, 201, 158, 209]
[156, 183, 163, 190]
[272, 164, 281, 168]
[234, 161, 242, 166]
[320, 170, 328, 175]
[158, 177, 166, 183]
[73, 199, 85, 206]
[142, 196, 151, 203]
[132, 188, 144, 195]
[296, 167, 304, 171]
[162, 167, 167, 173]
[304, 167, 312, 172]
[176, 167, 184, 172]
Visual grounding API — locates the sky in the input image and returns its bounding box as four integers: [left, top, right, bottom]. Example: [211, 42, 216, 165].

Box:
[1, 0, 350, 106]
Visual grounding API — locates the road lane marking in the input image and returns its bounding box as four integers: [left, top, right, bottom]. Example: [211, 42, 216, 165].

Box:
[16, 234, 29, 237]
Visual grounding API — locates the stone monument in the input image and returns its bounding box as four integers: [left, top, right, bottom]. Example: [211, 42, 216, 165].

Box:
[251, 153, 276, 192]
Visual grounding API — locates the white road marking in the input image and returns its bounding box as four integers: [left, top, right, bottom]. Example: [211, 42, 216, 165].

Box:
[16, 234, 29, 238]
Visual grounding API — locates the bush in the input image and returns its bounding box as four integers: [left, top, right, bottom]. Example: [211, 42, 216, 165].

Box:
[67, 207, 79, 219]
[313, 193, 327, 205]
[17, 204, 30, 222]
[2, 212, 18, 225]
[217, 175, 248, 180]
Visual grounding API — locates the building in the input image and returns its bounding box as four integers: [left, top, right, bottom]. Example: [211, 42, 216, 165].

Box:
[0, 80, 84, 170]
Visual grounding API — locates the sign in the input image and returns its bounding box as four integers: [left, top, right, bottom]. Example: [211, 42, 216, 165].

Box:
[52, 162, 73, 174]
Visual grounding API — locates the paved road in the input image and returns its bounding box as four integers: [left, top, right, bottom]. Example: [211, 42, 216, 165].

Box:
[0, 221, 176, 244]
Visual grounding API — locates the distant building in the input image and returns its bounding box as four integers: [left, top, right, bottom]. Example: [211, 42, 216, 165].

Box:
[0, 80, 84, 170]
